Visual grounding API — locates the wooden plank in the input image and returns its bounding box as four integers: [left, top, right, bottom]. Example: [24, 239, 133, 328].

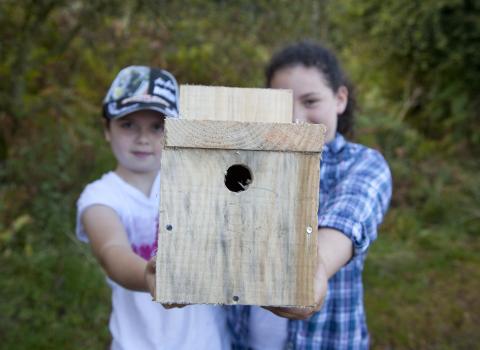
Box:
[179, 85, 293, 123]
[165, 119, 326, 153]
[156, 148, 319, 306]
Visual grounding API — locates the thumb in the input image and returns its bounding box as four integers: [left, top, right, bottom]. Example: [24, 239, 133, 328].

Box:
[147, 255, 156, 273]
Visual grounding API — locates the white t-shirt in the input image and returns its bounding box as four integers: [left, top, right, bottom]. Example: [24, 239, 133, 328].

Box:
[248, 306, 288, 350]
[76, 171, 230, 350]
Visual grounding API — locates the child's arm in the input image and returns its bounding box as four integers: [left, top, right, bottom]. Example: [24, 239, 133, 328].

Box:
[264, 227, 352, 320]
[81, 205, 150, 292]
[317, 227, 353, 277]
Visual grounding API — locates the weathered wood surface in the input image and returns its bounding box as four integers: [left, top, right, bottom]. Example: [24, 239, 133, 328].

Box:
[156, 85, 324, 306]
[179, 85, 293, 123]
[156, 148, 319, 306]
[165, 119, 326, 153]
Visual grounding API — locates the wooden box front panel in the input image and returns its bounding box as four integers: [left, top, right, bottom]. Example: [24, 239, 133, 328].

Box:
[156, 148, 320, 307]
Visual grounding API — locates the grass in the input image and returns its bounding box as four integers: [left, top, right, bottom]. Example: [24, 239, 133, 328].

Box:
[365, 230, 480, 349]
[0, 238, 111, 349]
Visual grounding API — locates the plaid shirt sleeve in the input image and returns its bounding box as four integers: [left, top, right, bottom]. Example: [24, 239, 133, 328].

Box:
[318, 147, 392, 256]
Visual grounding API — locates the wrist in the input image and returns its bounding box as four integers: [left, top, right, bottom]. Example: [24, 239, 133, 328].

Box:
[317, 228, 353, 278]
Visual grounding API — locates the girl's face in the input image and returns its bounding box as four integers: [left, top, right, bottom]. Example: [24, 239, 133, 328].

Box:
[269, 65, 348, 143]
[105, 110, 165, 176]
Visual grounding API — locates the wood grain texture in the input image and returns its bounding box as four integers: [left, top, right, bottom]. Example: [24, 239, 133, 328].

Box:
[165, 119, 326, 153]
[179, 85, 293, 123]
[156, 148, 320, 306]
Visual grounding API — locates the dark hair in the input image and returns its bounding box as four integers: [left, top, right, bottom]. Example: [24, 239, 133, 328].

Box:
[265, 41, 356, 137]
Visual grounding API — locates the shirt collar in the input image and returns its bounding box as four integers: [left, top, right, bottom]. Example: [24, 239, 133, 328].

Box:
[323, 132, 346, 156]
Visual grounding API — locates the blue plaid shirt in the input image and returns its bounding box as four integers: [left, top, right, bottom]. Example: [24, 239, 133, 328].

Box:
[227, 133, 392, 350]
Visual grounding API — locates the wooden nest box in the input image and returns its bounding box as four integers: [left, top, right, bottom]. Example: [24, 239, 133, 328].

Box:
[155, 85, 326, 307]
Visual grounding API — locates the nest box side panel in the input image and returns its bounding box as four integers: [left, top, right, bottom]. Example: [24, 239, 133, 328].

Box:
[155, 148, 319, 307]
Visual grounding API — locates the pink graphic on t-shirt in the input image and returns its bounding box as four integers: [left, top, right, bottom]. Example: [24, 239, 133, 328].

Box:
[131, 242, 157, 260]
[131, 215, 159, 260]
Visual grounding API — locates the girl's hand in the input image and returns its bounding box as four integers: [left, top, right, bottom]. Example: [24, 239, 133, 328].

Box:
[144, 255, 157, 297]
[145, 255, 188, 309]
[262, 255, 328, 320]
[263, 228, 352, 320]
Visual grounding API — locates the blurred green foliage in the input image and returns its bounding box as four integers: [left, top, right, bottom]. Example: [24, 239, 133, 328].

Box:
[0, 1, 479, 349]
[329, 0, 480, 154]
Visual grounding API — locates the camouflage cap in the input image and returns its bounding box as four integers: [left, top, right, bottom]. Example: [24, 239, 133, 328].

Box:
[103, 65, 179, 119]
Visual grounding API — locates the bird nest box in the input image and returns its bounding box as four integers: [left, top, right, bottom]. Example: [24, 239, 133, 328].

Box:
[155, 85, 326, 307]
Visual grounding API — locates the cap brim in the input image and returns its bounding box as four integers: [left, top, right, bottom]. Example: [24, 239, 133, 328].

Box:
[104, 102, 178, 120]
